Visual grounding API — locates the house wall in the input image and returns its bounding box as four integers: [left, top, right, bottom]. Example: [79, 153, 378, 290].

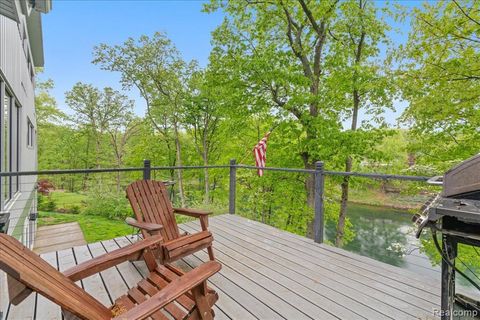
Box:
[0, 6, 38, 245]
[0, 2, 42, 316]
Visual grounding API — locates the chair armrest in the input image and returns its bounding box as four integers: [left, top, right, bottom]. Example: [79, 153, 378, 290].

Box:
[63, 235, 163, 282]
[173, 207, 213, 218]
[125, 217, 163, 232]
[113, 261, 221, 320]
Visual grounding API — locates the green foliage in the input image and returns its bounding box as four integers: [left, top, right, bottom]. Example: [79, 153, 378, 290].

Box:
[38, 195, 57, 212]
[83, 191, 132, 220]
[70, 205, 81, 215]
[37, 194, 44, 210]
[420, 235, 480, 282]
[398, 0, 480, 171]
[35, 78, 67, 126]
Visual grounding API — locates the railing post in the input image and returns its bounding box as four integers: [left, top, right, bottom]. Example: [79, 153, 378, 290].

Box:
[143, 159, 151, 180]
[229, 159, 237, 214]
[314, 161, 325, 243]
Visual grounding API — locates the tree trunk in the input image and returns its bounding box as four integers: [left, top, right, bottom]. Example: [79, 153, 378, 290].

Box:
[336, 88, 360, 247]
[202, 133, 210, 205]
[174, 124, 186, 207]
[203, 156, 209, 205]
[335, 16, 365, 246]
[94, 128, 102, 168]
[115, 154, 122, 193]
[337, 156, 352, 247]
[304, 159, 316, 208]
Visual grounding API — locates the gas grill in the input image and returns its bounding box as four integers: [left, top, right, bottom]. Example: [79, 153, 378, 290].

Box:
[0, 211, 9, 234]
[413, 154, 480, 320]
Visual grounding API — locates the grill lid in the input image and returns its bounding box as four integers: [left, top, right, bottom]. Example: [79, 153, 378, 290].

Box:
[443, 153, 480, 199]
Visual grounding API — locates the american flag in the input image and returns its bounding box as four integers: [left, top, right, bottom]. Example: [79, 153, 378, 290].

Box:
[253, 132, 270, 177]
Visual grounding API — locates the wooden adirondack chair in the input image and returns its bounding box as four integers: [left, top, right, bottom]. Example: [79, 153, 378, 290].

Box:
[126, 180, 215, 263]
[0, 233, 221, 320]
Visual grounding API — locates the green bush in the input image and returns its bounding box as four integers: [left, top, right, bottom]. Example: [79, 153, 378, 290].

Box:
[37, 194, 44, 209]
[83, 192, 131, 220]
[38, 195, 57, 212]
[70, 204, 81, 214]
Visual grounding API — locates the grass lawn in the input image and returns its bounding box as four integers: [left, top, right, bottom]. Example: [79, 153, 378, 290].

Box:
[48, 191, 88, 208]
[38, 210, 197, 243]
[38, 211, 133, 243]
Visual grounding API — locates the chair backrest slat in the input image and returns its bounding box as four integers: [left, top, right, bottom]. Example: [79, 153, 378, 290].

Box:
[140, 180, 174, 239]
[0, 234, 111, 320]
[126, 180, 180, 241]
[146, 181, 179, 238]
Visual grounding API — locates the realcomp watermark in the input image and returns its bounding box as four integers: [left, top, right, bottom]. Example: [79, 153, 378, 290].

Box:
[433, 308, 479, 318]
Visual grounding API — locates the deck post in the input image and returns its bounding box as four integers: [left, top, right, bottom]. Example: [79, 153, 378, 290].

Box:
[229, 159, 237, 214]
[143, 159, 151, 180]
[313, 161, 325, 243]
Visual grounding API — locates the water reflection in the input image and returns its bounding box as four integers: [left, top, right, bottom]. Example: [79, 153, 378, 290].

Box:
[325, 204, 412, 267]
[330, 203, 479, 294]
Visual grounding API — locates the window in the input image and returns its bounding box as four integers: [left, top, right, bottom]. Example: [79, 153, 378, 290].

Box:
[12, 105, 20, 193]
[27, 118, 34, 148]
[0, 80, 21, 204]
[3, 92, 10, 202]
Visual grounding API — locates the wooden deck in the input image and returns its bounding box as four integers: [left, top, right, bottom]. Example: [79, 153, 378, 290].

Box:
[34, 222, 87, 254]
[5, 214, 440, 320]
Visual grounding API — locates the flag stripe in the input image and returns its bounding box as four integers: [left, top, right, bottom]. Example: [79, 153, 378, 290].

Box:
[253, 132, 270, 177]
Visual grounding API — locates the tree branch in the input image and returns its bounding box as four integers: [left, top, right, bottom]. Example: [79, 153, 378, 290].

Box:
[452, 0, 480, 27]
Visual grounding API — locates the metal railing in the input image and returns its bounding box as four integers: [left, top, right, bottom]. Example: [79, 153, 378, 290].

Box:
[0, 159, 434, 244]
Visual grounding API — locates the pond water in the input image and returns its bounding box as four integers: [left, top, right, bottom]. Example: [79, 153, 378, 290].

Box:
[325, 203, 439, 278]
[326, 203, 480, 295]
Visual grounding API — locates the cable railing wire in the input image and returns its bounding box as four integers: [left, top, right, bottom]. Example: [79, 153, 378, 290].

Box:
[0, 160, 438, 244]
[0, 163, 434, 181]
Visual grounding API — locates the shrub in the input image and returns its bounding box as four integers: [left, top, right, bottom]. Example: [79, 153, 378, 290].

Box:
[38, 195, 57, 212]
[37, 194, 44, 209]
[37, 179, 54, 195]
[70, 204, 81, 214]
[83, 192, 131, 220]
[45, 198, 57, 211]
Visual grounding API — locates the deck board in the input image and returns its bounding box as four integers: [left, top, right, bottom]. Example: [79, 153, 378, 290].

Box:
[201, 218, 433, 319]
[222, 214, 441, 289]
[34, 251, 61, 320]
[72, 244, 111, 306]
[184, 220, 412, 319]
[224, 215, 440, 287]
[211, 217, 439, 310]
[5, 214, 439, 320]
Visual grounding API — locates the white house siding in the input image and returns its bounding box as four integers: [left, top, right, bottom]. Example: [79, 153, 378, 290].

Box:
[0, 3, 42, 317]
[0, 11, 38, 244]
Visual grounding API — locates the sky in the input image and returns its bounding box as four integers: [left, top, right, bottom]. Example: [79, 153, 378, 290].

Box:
[40, 0, 417, 125]
[41, 0, 224, 116]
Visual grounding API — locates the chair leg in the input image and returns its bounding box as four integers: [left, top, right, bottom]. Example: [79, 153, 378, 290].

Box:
[192, 282, 213, 320]
[207, 245, 215, 261]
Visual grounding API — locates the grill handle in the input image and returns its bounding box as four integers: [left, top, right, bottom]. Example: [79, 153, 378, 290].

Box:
[427, 175, 443, 185]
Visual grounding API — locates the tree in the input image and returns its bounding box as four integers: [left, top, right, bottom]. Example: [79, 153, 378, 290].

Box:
[35, 79, 67, 126]
[35, 78, 74, 173]
[184, 69, 224, 204]
[399, 0, 480, 171]
[105, 108, 140, 191]
[205, 0, 394, 244]
[93, 32, 197, 206]
[328, 0, 395, 246]
[65, 83, 134, 168]
[205, 0, 343, 208]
